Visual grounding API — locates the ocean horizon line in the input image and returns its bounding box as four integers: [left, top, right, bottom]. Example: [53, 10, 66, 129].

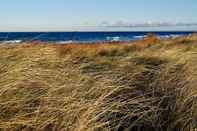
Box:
[0, 30, 197, 33]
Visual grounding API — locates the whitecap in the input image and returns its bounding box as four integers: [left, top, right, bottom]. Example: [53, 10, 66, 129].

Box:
[106, 36, 121, 42]
[133, 35, 146, 39]
[3, 40, 22, 44]
[57, 40, 75, 44]
[159, 34, 181, 39]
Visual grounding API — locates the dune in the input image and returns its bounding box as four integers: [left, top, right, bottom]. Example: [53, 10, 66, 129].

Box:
[0, 34, 196, 131]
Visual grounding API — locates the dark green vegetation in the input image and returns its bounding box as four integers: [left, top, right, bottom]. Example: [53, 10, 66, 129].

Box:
[0, 34, 196, 131]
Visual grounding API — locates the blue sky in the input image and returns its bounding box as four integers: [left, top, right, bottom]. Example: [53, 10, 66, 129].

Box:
[0, 0, 197, 31]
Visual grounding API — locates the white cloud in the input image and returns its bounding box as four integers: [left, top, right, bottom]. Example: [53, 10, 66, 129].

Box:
[99, 21, 197, 28]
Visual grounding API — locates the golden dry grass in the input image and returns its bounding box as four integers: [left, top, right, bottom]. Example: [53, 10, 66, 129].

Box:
[0, 34, 196, 131]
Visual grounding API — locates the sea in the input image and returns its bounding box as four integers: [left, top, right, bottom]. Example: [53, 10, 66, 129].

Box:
[0, 31, 195, 44]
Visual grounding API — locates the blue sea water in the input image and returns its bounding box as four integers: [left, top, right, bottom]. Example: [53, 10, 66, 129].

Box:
[0, 31, 195, 44]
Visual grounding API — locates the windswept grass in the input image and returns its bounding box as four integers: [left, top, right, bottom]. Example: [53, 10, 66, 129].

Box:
[0, 34, 196, 131]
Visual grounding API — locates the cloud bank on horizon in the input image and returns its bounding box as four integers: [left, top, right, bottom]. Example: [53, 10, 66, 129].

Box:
[98, 21, 197, 28]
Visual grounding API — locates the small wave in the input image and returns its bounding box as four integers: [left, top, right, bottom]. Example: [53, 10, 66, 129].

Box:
[57, 40, 74, 44]
[2, 40, 22, 44]
[133, 35, 146, 39]
[106, 36, 121, 42]
[170, 34, 182, 38]
[159, 34, 181, 39]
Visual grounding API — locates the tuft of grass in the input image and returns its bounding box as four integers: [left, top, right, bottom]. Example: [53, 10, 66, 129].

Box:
[0, 34, 197, 131]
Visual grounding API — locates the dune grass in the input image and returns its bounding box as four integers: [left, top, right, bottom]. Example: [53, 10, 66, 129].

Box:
[0, 34, 196, 131]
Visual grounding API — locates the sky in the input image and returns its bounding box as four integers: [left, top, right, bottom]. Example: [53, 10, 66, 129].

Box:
[0, 0, 197, 31]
